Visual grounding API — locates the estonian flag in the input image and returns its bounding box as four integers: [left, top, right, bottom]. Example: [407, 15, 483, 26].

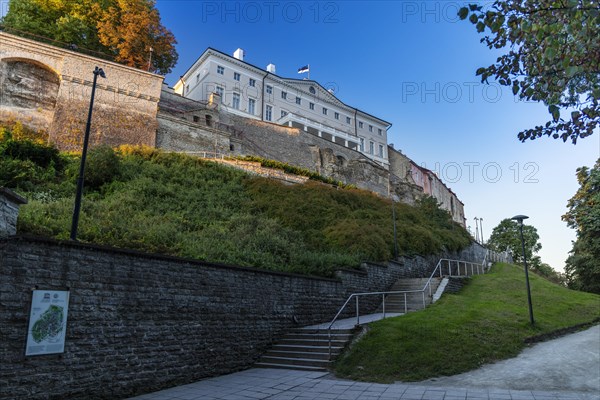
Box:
[298, 65, 309, 74]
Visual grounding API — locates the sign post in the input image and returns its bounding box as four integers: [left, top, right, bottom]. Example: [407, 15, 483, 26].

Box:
[25, 290, 70, 356]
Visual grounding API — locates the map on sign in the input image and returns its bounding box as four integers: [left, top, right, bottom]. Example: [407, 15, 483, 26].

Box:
[25, 290, 70, 356]
[31, 304, 64, 343]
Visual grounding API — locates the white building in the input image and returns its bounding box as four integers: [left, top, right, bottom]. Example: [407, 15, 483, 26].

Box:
[173, 48, 392, 167]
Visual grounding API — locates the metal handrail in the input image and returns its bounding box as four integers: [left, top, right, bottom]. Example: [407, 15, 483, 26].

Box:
[326, 254, 494, 359]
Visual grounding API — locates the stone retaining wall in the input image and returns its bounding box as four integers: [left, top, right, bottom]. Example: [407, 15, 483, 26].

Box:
[0, 187, 27, 237]
[0, 236, 407, 400]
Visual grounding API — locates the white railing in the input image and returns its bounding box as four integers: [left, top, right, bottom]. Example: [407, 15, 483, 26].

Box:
[182, 151, 227, 159]
[326, 254, 492, 359]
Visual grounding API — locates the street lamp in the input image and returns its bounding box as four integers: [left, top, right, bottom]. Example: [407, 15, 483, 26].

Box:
[391, 197, 399, 259]
[70, 66, 106, 241]
[479, 217, 484, 245]
[474, 216, 480, 243]
[511, 214, 535, 326]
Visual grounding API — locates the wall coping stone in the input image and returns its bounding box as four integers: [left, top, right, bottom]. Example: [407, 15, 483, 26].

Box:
[337, 267, 369, 276]
[362, 261, 390, 269]
[0, 234, 342, 283]
[0, 31, 163, 80]
[388, 260, 405, 267]
[0, 187, 28, 205]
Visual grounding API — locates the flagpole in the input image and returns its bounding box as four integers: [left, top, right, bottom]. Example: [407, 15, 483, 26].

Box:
[308, 64, 310, 80]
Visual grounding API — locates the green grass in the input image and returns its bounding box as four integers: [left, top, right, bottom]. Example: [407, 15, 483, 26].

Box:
[334, 263, 600, 382]
[1, 129, 471, 277]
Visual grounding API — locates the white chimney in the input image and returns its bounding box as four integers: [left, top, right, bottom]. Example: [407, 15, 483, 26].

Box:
[266, 63, 276, 74]
[233, 48, 245, 61]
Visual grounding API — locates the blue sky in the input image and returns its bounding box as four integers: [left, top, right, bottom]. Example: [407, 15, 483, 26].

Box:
[153, 1, 600, 271]
[0, 1, 595, 270]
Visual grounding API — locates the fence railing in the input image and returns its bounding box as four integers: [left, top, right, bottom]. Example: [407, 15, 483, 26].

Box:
[326, 254, 493, 359]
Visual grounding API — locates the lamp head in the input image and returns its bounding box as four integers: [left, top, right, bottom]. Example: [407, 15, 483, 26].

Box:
[94, 67, 106, 79]
[511, 215, 529, 224]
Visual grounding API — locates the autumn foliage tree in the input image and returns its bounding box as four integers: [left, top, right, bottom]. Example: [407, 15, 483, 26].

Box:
[1, 0, 178, 74]
[459, 0, 599, 144]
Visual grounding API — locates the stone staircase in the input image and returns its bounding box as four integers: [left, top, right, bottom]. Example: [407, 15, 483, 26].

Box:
[255, 327, 355, 371]
[255, 273, 453, 372]
[376, 277, 443, 313]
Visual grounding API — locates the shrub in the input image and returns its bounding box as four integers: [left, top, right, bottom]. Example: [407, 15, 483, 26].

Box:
[0, 136, 63, 170]
[83, 145, 121, 190]
[14, 140, 472, 278]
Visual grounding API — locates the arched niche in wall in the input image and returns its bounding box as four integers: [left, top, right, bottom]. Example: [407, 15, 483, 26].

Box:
[0, 58, 61, 129]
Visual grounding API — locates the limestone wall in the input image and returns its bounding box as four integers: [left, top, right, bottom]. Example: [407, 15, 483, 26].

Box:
[0, 32, 163, 150]
[388, 146, 466, 226]
[0, 187, 27, 236]
[225, 113, 390, 195]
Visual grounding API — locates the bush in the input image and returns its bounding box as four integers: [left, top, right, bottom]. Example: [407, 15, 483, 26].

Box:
[0, 136, 63, 170]
[14, 142, 472, 278]
[83, 146, 121, 190]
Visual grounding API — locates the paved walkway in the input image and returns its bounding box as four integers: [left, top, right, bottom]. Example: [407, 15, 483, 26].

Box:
[128, 325, 600, 400]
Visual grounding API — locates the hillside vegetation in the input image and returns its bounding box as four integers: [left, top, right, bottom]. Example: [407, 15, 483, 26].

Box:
[334, 263, 600, 382]
[0, 126, 471, 277]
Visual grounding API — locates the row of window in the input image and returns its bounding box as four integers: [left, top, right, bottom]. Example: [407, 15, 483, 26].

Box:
[220, 88, 385, 141]
[222, 92, 385, 158]
[215, 64, 384, 135]
[358, 138, 385, 158]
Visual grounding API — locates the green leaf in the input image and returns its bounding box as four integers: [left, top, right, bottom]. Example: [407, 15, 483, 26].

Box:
[566, 66, 580, 77]
[548, 105, 560, 121]
[458, 7, 469, 20]
[469, 14, 478, 24]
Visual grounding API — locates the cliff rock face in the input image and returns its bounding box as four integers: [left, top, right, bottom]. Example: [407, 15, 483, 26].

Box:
[0, 60, 59, 130]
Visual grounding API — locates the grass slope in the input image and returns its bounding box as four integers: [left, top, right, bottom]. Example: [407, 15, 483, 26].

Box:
[334, 263, 600, 382]
[0, 130, 471, 277]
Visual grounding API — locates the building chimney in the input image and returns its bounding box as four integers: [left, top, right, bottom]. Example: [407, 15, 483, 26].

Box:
[266, 63, 276, 74]
[233, 48, 245, 61]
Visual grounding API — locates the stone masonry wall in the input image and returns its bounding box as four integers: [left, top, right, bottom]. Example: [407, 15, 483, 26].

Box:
[0, 32, 163, 150]
[225, 114, 390, 195]
[1, 236, 409, 400]
[0, 188, 27, 237]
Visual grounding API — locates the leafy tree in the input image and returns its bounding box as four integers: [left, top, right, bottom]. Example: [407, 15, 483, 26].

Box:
[487, 218, 542, 266]
[459, 1, 600, 144]
[1, 0, 177, 74]
[562, 158, 600, 293]
[95, 0, 178, 74]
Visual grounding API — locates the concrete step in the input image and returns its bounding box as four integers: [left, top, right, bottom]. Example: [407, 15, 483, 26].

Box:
[272, 344, 343, 354]
[254, 362, 326, 372]
[376, 277, 443, 314]
[278, 338, 348, 347]
[255, 327, 355, 371]
[265, 350, 331, 360]
[293, 328, 355, 334]
[284, 333, 353, 341]
[259, 356, 330, 368]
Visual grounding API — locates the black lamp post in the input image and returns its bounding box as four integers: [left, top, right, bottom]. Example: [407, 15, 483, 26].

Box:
[70, 66, 106, 241]
[392, 198, 398, 259]
[511, 214, 535, 326]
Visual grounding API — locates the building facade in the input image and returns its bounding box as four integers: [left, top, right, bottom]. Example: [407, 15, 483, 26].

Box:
[173, 48, 391, 167]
